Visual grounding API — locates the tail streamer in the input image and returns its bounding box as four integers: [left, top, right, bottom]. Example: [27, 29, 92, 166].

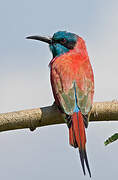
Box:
[69, 111, 91, 177]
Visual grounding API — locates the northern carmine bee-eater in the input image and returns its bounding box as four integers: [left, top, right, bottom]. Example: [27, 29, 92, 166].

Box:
[27, 31, 94, 177]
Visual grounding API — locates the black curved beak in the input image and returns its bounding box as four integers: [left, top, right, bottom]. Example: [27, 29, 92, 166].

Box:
[26, 35, 52, 44]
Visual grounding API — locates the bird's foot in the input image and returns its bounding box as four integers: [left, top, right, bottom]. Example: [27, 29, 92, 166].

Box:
[29, 120, 36, 131]
[65, 115, 72, 128]
[29, 127, 36, 131]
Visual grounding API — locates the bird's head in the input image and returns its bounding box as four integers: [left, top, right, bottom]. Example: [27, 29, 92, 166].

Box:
[26, 31, 78, 58]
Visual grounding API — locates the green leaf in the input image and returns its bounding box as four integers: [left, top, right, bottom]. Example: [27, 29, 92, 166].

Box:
[104, 133, 118, 146]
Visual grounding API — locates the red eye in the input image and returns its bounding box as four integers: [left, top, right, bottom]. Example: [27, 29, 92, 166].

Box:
[60, 38, 66, 44]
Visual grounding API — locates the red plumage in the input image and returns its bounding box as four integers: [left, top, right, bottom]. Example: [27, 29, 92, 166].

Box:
[27, 31, 94, 177]
[70, 112, 86, 149]
[50, 36, 94, 177]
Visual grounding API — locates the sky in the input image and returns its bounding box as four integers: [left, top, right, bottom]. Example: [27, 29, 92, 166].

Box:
[0, 0, 118, 179]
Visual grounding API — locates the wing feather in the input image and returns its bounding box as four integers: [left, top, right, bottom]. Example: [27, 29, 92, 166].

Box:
[50, 54, 94, 115]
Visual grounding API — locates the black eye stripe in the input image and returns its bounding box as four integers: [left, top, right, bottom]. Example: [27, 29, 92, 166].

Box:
[60, 38, 66, 44]
[52, 38, 76, 50]
[53, 38, 66, 44]
[66, 41, 76, 49]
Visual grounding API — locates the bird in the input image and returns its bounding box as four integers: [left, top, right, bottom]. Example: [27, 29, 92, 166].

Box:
[26, 31, 94, 177]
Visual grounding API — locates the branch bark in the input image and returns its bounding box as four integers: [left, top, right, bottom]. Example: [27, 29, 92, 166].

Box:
[0, 101, 118, 133]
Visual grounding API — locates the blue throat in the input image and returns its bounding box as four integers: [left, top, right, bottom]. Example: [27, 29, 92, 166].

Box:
[49, 43, 69, 58]
[49, 31, 77, 58]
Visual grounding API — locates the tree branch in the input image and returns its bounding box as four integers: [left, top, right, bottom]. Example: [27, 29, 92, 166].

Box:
[0, 101, 118, 133]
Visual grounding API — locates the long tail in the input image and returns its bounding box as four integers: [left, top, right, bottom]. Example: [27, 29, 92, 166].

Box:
[69, 111, 91, 177]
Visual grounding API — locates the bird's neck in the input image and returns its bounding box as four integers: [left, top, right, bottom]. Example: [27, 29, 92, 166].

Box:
[49, 43, 69, 58]
[73, 37, 89, 58]
[49, 37, 89, 66]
